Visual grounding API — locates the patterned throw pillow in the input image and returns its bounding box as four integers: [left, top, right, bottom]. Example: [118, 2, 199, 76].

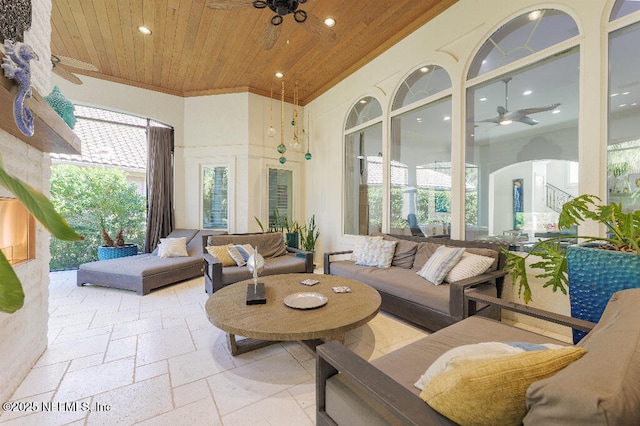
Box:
[356, 238, 397, 268]
[227, 244, 255, 266]
[445, 252, 496, 283]
[351, 235, 383, 261]
[205, 245, 236, 267]
[416, 246, 465, 284]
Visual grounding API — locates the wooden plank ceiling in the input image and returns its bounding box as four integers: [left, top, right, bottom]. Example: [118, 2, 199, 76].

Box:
[51, 0, 457, 104]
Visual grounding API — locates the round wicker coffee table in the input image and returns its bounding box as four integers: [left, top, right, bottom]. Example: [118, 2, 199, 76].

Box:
[205, 273, 381, 356]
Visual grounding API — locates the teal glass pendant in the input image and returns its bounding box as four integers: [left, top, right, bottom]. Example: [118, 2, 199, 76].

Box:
[279, 156, 287, 164]
[277, 144, 286, 154]
[305, 152, 312, 160]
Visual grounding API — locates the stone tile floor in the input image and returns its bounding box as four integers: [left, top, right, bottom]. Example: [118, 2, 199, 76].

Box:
[0, 271, 428, 425]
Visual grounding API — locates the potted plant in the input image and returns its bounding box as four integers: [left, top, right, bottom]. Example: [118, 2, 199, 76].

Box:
[283, 216, 301, 249]
[300, 214, 320, 253]
[503, 194, 640, 342]
[81, 172, 144, 260]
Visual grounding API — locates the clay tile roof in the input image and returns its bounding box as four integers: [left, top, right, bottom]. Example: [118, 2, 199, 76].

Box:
[51, 105, 148, 170]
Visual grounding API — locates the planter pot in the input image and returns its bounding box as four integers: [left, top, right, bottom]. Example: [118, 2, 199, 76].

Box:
[286, 232, 299, 249]
[567, 244, 640, 342]
[97, 244, 139, 261]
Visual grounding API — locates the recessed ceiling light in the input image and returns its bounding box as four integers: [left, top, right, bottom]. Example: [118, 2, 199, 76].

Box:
[416, 117, 423, 122]
[275, 72, 284, 78]
[138, 26, 152, 35]
[324, 18, 336, 27]
[419, 66, 429, 73]
[611, 92, 619, 97]
[619, 104, 627, 108]
[479, 97, 487, 102]
[443, 116, 451, 121]
[553, 109, 561, 114]
[523, 90, 532, 96]
[528, 10, 541, 21]
[359, 99, 368, 104]
[622, 91, 630, 95]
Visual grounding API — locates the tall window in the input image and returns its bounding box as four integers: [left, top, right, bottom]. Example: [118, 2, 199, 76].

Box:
[268, 168, 293, 227]
[202, 166, 229, 230]
[465, 9, 579, 241]
[390, 65, 452, 236]
[344, 97, 383, 235]
[608, 2, 640, 211]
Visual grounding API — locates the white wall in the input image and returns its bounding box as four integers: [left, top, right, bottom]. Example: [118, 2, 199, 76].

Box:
[0, 0, 54, 403]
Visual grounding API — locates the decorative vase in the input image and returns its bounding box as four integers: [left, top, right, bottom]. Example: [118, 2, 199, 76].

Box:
[566, 244, 640, 342]
[97, 244, 139, 260]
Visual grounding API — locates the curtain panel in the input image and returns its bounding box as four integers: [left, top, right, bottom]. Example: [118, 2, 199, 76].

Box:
[145, 126, 175, 252]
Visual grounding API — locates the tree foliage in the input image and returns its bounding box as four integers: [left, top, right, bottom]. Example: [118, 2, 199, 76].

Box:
[49, 165, 146, 270]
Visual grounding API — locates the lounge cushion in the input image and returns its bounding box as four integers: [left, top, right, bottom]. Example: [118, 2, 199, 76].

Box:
[421, 347, 586, 426]
[369, 316, 569, 397]
[226, 244, 254, 266]
[351, 235, 383, 261]
[207, 233, 287, 258]
[391, 239, 419, 269]
[220, 254, 308, 286]
[524, 288, 640, 425]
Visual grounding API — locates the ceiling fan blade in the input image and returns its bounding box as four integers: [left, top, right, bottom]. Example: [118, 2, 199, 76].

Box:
[302, 13, 336, 42]
[262, 22, 281, 50]
[206, 0, 254, 10]
[517, 116, 539, 126]
[52, 54, 98, 71]
[516, 103, 561, 116]
[52, 64, 83, 85]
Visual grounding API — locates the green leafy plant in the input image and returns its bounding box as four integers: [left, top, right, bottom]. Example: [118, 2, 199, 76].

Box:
[300, 214, 320, 252]
[49, 165, 145, 269]
[503, 194, 640, 304]
[0, 156, 82, 313]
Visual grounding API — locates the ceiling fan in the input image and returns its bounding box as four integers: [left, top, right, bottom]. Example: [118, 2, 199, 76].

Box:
[51, 54, 98, 85]
[478, 77, 560, 126]
[206, 0, 336, 50]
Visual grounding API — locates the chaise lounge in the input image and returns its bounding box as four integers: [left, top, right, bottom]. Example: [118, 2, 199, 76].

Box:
[77, 229, 215, 295]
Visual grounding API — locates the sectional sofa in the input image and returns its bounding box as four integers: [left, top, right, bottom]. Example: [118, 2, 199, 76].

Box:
[324, 233, 509, 331]
[203, 232, 314, 294]
[317, 288, 640, 425]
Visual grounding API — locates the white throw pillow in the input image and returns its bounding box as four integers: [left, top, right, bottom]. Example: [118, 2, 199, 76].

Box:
[414, 341, 566, 390]
[157, 237, 188, 258]
[351, 235, 383, 261]
[445, 252, 496, 283]
[355, 238, 397, 268]
[417, 246, 465, 284]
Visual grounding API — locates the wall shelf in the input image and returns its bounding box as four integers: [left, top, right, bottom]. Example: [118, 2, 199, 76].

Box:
[0, 55, 81, 155]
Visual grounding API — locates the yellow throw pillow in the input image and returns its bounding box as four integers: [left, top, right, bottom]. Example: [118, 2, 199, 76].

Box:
[420, 347, 586, 426]
[206, 245, 236, 267]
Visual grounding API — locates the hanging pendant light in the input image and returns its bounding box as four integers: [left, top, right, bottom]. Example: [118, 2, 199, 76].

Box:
[305, 112, 312, 160]
[290, 81, 301, 149]
[267, 83, 276, 137]
[278, 80, 286, 163]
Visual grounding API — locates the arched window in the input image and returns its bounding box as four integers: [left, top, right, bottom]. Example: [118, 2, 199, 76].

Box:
[465, 9, 580, 242]
[344, 97, 383, 235]
[610, 0, 640, 21]
[608, 1, 640, 208]
[390, 65, 453, 236]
